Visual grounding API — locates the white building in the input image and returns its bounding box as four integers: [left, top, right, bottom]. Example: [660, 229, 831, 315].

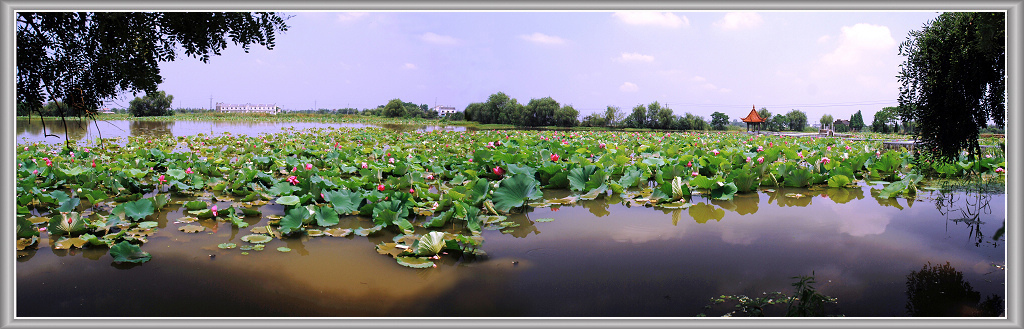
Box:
[433, 105, 458, 117]
[216, 102, 279, 114]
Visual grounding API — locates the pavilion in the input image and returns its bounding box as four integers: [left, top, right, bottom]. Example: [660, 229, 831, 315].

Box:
[740, 105, 765, 132]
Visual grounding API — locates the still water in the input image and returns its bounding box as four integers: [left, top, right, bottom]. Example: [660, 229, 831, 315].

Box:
[16, 183, 1005, 317]
[16, 118, 467, 144]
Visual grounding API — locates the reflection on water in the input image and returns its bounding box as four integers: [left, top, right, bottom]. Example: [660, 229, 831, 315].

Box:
[16, 118, 467, 144]
[905, 262, 1003, 316]
[16, 183, 1004, 317]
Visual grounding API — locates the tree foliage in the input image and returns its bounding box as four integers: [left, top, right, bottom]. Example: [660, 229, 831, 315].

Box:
[819, 114, 834, 129]
[785, 109, 808, 132]
[897, 12, 1005, 161]
[17, 12, 290, 146]
[128, 90, 174, 117]
[849, 110, 865, 132]
[710, 112, 730, 130]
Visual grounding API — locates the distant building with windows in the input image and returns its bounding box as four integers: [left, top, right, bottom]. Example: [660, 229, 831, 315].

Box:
[216, 102, 279, 114]
[433, 105, 458, 117]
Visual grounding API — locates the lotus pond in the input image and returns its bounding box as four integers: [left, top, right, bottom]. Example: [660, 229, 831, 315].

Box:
[14, 124, 1006, 317]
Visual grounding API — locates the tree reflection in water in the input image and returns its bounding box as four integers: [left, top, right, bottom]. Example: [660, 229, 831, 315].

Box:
[905, 261, 1003, 316]
[932, 176, 1002, 248]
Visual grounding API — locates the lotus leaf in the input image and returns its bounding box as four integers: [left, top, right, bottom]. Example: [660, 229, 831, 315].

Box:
[353, 225, 384, 237]
[218, 243, 237, 249]
[277, 247, 291, 252]
[396, 256, 435, 269]
[535, 218, 555, 222]
[47, 212, 87, 236]
[322, 189, 364, 214]
[276, 195, 301, 206]
[688, 203, 725, 224]
[241, 234, 273, 244]
[376, 242, 409, 257]
[313, 205, 340, 226]
[109, 241, 152, 264]
[492, 173, 543, 212]
[324, 228, 352, 237]
[17, 217, 39, 239]
[178, 224, 205, 233]
[183, 200, 208, 211]
[415, 231, 447, 256]
[17, 236, 39, 251]
[278, 207, 309, 235]
[122, 199, 155, 221]
[827, 175, 853, 188]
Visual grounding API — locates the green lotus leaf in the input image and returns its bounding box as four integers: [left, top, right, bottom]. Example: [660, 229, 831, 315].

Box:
[122, 199, 155, 221]
[149, 194, 169, 211]
[165, 168, 186, 181]
[535, 218, 555, 222]
[492, 173, 543, 212]
[218, 243, 237, 249]
[323, 189, 363, 214]
[276, 195, 301, 206]
[241, 234, 273, 244]
[267, 181, 299, 196]
[353, 225, 385, 237]
[376, 242, 408, 257]
[137, 221, 158, 229]
[688, 203, 725, 224]
[57, 197, 80, 213]
[394, 217, 415, 235]
[567, 165, 599, 192]
[710, 182, 738, 201]
[415, 231, 447, 256]
[827, 175, 852, 188]
[17, 217, 39, 239]
[396, 256, 435, 269]
[109, 241, 152, 264]
[53, 236, 89, 250]
[279, 207, 309, 235]
[277, 247, 291, 252]
[314, 205, 340, 226]
[17, 236, 39, 251]
[183, 200, 208, 211]
[47, 212, 87, 236]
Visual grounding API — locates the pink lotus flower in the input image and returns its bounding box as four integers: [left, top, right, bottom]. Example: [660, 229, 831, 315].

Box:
[798, 151, 804, 158]
[845, 145, 852, 150]
[769, 142, 773, 147]
[291, 166, 297, 172]
[598, 143, 606, 148]
[492, 166, 505, 176]
[875, 150, 881, 157]
[691, 171, 699, 177]
[92, 160, 96, 168]
[43, 158, 52, 166]
[211, 205, 218, 217]
[287, 175, 299, 185]
[826, 146, 832, 152]
[757, 146, 763, 152]
[746, 157, 751, 163]
[712, 149, 719, 156]
[686, 161, 692, 168]
[550, 153, 559, 162]
[186, 167, 193, 174]
[378, 184, 386, 192]
[305, 163, 313, 170]
[820, 157, 831, 165]
[70, 152, 75, 157]
[409, 188, 416, 193]
[996, 167, 1004, 173]
[757, 157, 764, 164]
[496, 140, 502, 146]
[158, 175, 167, 183]
[32, 169, 38, 175]
[427, 174, 434, 180]
[487, 142, 495, 148]
[388, 157, 395, 164]
[468, 158, 473, 163]
[361, 162, 368, 169]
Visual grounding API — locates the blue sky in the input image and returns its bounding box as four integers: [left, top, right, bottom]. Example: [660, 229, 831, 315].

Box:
[146, 11, 942, 124]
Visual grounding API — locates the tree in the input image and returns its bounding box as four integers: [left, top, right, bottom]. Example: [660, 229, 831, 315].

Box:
[128, 91, 174, 117]
[383, 98, 407, 118]
[785, 109, 808, 132]
[603, 106, 624, 127]
[17, 12, 289, 147]
[623, 104, 648, 129]
[850, 110, 865, 132]
[553, 105, 579, 127]
[647, 101, 673, 130]
[768, 115, 789, 132]
[872, 107, 900, 134]
[523, 97, 559, 127]
[898, 12, 1004, 161]
[580, 113, 606, 127]
[710, 112, 730, 130]
[819, 114, 834, 129]
[758, 108, 772, 123]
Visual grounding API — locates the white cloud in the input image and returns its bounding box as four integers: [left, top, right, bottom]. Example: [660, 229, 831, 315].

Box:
[336, 12, 368, 22]
[519, 32, 566, 45]
[613, 12, 689, 28]
[618, 52, 655, 63]
[689, 76, 731, 93]
[821, 23, 896, 67]
[619, 82, 639, 92]
[420, 32, 459, 45]
[403, 63, 417, 70]
[818, 35, 832, 43]
[713, 12, 764, 30]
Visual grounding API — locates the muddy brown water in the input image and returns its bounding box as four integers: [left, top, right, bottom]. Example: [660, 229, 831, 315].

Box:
[16, 183, 1005, 317]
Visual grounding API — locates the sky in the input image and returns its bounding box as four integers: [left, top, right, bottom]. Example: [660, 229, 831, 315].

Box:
[145, 11, 943, 124]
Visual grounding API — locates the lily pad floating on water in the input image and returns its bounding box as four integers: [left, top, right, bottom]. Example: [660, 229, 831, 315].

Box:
[110, 241, 151, 264]
[306, 229, 324, 237]
[535, 218, 555, 223]
[353, 225, 385, 237]
[241, 234, 273, 244]
[277, 247, 291, 252]
[178, 224, 205, 233]
[176, 216, 198, 223]
[217, 242, 237, 249]
[137, 221, 159, 229]
[396, 256, 435, 269]
[17, 236, 39, 251]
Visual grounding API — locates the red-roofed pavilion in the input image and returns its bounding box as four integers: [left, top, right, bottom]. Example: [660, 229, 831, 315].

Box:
[740, 105, 765, 132]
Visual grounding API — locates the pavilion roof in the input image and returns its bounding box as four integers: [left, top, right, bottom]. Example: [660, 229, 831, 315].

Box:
[740, 105, 764, 123]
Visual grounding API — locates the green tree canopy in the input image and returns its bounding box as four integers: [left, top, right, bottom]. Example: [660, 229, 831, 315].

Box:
[758, 108, 772, 123]
[785, 109, 808, 132]
[850, 110, 865, 131]
[623, 104, 648, 129]
[710, 112, 730, 130]
[553, 105, 580, 127]
[604, 106, 623, 127]
[128, 91, 174, 117]
[523, 97, 559, 127]
[383, 98, 407, 118]
[17, 12, 289, 146]
[819, 114, 834, 129]
[897, 12, 1005, 161]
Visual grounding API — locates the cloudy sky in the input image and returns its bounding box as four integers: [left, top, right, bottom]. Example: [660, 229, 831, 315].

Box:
[150, 11, 941, 124]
